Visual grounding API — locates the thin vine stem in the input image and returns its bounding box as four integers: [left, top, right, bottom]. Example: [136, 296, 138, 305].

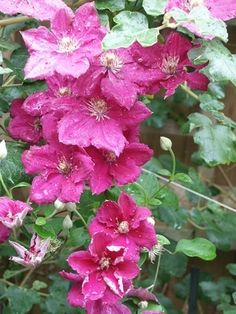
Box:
[0, 16, 30, 26]
[0, 172, 12, 198]
[151, 254, 162, 292]
[73, 208, 88, 228]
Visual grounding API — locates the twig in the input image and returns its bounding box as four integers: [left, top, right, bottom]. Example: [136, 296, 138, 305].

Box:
[0, 16, 30, 26]
[142, 168, 236, 214]
[218, 165, 234, 190]
[19, 268, 34, 287]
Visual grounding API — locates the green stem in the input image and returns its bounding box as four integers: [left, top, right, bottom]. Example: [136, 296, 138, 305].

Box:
[151, 254, 162, 292]
[180, 84, 200, 101]
[169, 148, 176, 180]
[73, 208, 88, 229]
[133, 182, 148, 206]
[0, 173, 12, 198]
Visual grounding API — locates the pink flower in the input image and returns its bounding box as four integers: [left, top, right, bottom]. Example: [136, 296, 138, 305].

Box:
[77, 47, 158, 109]
[67, 232, 139, 301]
[86, 143, 153, 194]
[0, 0, 73, 21]
[60, 271, 131, 313]
[9, 233, 50, 267]
[89, 193, 157, 259]
[131, 32, 209, 97]
[8, 99, 43, 144]
[0, 197, 32, 229]
[0, 223, 10, 244]
[23, 73, 79, 117]
[22, 3, 105, 79]
[166, 0, 236, 21]
[58, 90, 151, 156]
[22, 143, 94, 204]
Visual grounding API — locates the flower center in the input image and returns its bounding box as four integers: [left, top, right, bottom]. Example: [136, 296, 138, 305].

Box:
[104, 151, 117, 163]
[161, 55, 179, 75]
[118, 221, 129, 234]
[34, 118, 41, 132]
[99, 256, 111, 270]
[57, 87, 72, 97]
[58, 36, 79, 53]
[100, 51, 123, 73]
[57, 157, 72, 175]
[87, 98, 109, 122]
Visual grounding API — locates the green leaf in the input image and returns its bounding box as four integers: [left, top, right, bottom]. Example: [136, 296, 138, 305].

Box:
[143, 0, 167, 16]
[5, 286, 40, 314]
[96, 0, 125, 12]
[193, 124, 236, 166]
[0, 38, 20, 51]
[10, 182, 31, 191]
[226, 264, 236, 276]
[102, 11, 159, 49]
[170, 7, 228, 42]
[5, 47, 28, 80]
[175, 237, 216, 261]
[35, 217, 47, 226]
[157, 169, 171, 176]
[67, 227, 90, 248]
[174, 173, 193, 184]
[199, 94, 224, 111]
[32, 280, 47, 291]
[0, 143, 31, 195]
[189, 39, 236, 86]
[158, 234, 170, 246]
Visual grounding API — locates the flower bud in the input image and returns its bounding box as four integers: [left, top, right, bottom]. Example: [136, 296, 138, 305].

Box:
[138, 301, 148, 309]
[0, 140, 7, 160]
[66, 202, 76, 212]
[147, 216, 155, 226]
[54, 199, 65, 211]
[160, 136, 172, 151]
[63, 215, 73, 230]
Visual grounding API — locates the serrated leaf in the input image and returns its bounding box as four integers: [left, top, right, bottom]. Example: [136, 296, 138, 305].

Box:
[143, 0, 167, 16]
[102, 11, 159, 49]
[96, 0, 125, 12]
[189, 39, 236, 86]
[176, 237, 216, 261]
[5, 47, 28, 80]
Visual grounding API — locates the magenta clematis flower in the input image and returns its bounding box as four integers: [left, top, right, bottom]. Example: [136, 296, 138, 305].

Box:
[131, 32, 209, 97]
[89, 193, 157, 259]
[9, 233, 50, 268]
[0, 197, 32, 229]
[22, 3, 105, 79]
[23, 73, 79, 117]
[22, 143, 94, 204]
[77, 48, 158, 109]
[86, 143, 153, 194]
[0, 0, 73, 21]
[58, 94, 149, 157]
[0, 223, 11, 244]
[60, 270, 131, 313]
[166, 0, 236, 21]
[67, 232, 139, 302]
[8, 99, 43, 144]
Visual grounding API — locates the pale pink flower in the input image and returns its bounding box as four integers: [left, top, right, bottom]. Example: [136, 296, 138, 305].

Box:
[8, 99, 42, 144]
[22, 143, 94, 204]
[67, 232, 139, 301]
[0, 0, 73, 21]
[9, 233, 50, 267]
[86, 143, 153, 194]
[22, 3, 105, 79]
[131, 32, 209, 97]
[166, 0, 236, 21]
[89, 193, 157, 259]
[0, 197, 32, 229]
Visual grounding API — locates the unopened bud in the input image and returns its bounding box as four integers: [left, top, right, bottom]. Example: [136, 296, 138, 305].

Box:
[66, 202, 76, 212]
[160, 136, 172, 151]
[0, 140, 7, 160]
[63, 215, 73, 230]
[54, 199, 65, 211]
[147, 216, 155, 226]
[138, 301, 148, 309]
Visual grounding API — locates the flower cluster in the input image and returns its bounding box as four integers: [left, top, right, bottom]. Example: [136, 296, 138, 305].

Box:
[7, 3, 209, 205]
[61, 192, 157, 312]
